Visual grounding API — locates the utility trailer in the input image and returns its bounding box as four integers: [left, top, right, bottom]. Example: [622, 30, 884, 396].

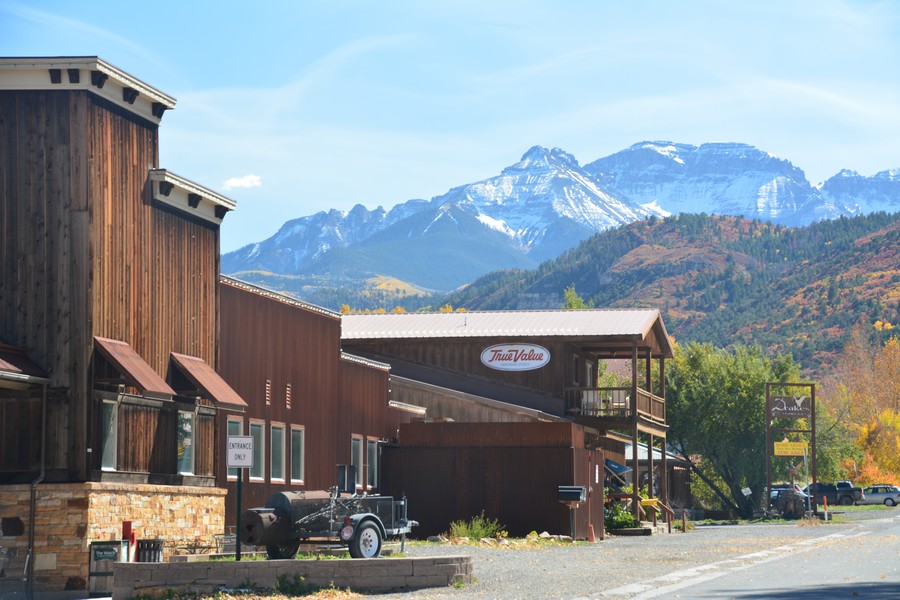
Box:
[240, 487, 418, 559]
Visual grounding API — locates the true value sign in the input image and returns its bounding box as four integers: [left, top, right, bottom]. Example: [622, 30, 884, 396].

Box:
[480, 343, 550, 372]
[227, 436, 253, 468]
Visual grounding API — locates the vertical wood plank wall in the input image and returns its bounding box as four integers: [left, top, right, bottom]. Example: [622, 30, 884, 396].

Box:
[1, 89, 221, 479]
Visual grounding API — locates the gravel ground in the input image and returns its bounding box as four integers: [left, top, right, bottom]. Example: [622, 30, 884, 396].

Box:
[369, 510, 883, 600]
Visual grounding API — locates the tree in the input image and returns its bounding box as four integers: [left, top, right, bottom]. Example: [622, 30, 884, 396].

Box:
[562, 285, 593, 309]
[666, 342, 803, 518]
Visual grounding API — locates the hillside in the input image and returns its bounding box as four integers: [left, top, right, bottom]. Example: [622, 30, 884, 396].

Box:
[223, 141, 898, 302]
[442, 212, 900, 376]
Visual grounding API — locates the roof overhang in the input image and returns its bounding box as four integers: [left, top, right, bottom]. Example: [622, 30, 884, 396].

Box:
[149, 169, 236, 225]
[93, 337, 175, 400]
[342, 309, 675, 359]
[0, 341, 49, 390]
[170, 352, 247, 411]
[0, 56, 176, 125]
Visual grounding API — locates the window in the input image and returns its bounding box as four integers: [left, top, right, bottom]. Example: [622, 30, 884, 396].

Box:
[366, 438, 379, 489]
[271, 423, 285, 482]
[101, 400, 118, 471]
[351, 436, 363, 488]
[227, 417, 243, 479]
[249, 420, 265, 480]
[290, 426, 305, 484]
[177, 410, 195, 475]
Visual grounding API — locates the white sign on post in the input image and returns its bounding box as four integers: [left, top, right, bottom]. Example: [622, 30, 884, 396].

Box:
[227, 436, 253, 468]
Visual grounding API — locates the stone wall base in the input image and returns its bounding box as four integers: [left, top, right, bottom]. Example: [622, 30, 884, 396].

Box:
[112, 556, 474, 599]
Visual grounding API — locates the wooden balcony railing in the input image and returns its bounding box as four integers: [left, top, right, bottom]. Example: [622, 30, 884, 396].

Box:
[564, 386, 666, 424]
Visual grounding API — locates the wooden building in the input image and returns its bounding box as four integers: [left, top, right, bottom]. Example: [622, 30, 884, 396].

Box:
[0, 56, 245, 595]
[217, 278, 419, 524]
[342, 309, 674, 532]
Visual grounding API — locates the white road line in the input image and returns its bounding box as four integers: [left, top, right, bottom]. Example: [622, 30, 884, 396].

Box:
[598, 527, 861, 599]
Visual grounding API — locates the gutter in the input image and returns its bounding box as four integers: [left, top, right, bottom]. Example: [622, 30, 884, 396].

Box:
[26, 383, 47, 600]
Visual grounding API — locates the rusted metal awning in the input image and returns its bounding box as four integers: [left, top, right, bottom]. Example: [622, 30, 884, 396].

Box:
[93, 337, 175, 400]
[170, 352, 247, 411]
[0, 341, 49, 389]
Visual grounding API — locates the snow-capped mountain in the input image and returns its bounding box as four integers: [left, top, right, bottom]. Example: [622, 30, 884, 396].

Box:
[223, 145, 663, 286]
[583, 141, 848, 225]
[222, 141, 898, 298]
[819, 168, 900, 215]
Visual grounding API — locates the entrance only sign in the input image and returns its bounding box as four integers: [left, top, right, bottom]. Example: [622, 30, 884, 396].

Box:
[227, 435, 253, 468]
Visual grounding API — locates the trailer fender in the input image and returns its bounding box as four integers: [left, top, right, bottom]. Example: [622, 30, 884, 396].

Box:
[339, 513, 385, 542]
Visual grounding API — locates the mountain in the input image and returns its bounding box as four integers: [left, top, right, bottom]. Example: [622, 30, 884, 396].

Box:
[222, 141, 898, 306]
[583, 142, 844, 226]
[443, 212, 900, 376]
[223, 145, 663, 295]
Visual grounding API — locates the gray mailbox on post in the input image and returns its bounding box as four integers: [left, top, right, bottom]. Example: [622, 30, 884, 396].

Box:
[557, 485, 586, 504]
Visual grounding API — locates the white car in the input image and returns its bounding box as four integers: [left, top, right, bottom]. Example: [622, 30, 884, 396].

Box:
[856, 485, 900, 506]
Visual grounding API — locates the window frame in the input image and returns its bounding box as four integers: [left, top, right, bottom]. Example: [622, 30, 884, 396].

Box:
[176, 408, 196, 476]
[270, 422, 286, 483]
[226, 417, 244, 480]
[366, 437, 379, 490]
[351, 435, 363, 489]
[249, 419, 266, 481]
[100, 398, 118, 471]
[290, 425, 305, 485]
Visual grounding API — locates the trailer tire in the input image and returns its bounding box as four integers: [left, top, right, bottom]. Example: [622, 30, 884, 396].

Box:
[266, 541, 300, 560]
[349, 521, 382, 558]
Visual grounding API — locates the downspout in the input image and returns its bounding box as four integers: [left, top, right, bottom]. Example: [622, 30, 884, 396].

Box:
[27, 382, 47, 600]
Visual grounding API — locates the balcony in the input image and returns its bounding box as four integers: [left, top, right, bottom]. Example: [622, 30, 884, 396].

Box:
[564, 386, 667, 435]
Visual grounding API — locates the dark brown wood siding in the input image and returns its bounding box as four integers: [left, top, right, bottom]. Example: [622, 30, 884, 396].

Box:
[382, 422, 604, 539]
[1, 88, 222, 481]
[217, 282, 412, 524]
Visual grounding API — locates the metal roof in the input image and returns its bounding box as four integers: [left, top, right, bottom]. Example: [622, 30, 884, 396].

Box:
[94, 337, 175, 399]
[0, 341, 48, 386]
[342, 309, 674, 357]
[170, 352, 247, 410]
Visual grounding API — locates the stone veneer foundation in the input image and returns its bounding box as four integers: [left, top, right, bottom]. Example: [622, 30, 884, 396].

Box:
[0, 482, 225, 595]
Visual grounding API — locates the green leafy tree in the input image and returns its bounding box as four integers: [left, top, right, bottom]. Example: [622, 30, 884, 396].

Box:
[666, 342, 803, 518]
[562, 285, 593, 309]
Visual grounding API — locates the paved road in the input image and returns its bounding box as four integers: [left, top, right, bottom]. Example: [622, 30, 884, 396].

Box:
[376, 508, 900, 599]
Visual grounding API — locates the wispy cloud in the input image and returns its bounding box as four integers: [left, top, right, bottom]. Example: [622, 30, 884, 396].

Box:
[222, 174, 262, 191]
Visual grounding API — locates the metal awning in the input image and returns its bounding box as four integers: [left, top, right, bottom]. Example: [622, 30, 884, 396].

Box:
[605, 458, 633, 477]
[170, 352, 247, 411]
[93, 337, 174, 400]
[0, 341, 49, 389]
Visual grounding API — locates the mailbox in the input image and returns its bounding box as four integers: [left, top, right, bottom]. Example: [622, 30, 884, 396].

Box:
[557, 485, 586, 504]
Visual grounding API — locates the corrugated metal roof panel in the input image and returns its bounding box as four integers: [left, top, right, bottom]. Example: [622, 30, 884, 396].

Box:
[342, 309, 660, 340]
[94, 337, 175, 399]
[0, 341, 48, 384]
[171, 352, 247, 410]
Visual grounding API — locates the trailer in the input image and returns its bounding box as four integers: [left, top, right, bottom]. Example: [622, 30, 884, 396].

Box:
[240, 487, 418, 559]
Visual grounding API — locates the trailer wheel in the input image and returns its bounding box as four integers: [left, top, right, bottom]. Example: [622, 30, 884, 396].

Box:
[266, 541, 300, 560]
[349, 521, 382, 558]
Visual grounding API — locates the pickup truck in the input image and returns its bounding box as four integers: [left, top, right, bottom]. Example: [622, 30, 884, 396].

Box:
[804, 481, 865, 506]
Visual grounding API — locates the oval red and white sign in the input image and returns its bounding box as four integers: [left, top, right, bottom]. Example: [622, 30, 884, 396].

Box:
[480, 343, 550, 371]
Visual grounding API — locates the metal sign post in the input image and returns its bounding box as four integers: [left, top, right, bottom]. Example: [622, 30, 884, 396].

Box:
[227, 436, 253, 561]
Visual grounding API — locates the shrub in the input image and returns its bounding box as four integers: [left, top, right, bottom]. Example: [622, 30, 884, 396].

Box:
[605, 502, 638, 530]
[446, 511, 508, 540]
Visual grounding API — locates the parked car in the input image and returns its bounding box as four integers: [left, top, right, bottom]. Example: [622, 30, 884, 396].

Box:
[803, 482, 865, 506]
[856, 485, 900, 506]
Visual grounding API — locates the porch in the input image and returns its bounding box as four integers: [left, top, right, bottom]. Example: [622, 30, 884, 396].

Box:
[564, 386, 667, 437]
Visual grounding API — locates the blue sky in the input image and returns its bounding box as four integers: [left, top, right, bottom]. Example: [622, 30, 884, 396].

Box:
[2, 1, 899, 252]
